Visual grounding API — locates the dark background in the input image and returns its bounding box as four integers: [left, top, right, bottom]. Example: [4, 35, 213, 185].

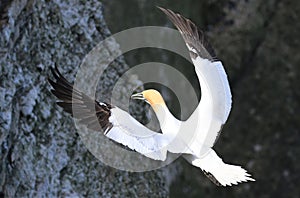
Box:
[1, 0, 299, 197]
[102, 0, 300, 197]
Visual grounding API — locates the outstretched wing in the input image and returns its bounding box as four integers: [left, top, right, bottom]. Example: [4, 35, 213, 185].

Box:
[159, 7, 232, 148]
[48, 66, 167, 160]
[158, 7, 217, 62]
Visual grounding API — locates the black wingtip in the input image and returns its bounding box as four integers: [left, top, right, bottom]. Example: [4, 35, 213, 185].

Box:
[157, 6, 176, 17]
[48, 77, 55, 87]
[54, 65, 62, 77]
[49, 65, 66, 82]
[158, 7, 218, 61]
[157, 6, 175, 19]
[48, 65, 114, 135]
[48, 66, 63, 89]
[156, 6, 165, 11]
[49, 66, 59, 81]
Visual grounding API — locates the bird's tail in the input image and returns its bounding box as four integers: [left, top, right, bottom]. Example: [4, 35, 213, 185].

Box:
[184, 149, 255, 186]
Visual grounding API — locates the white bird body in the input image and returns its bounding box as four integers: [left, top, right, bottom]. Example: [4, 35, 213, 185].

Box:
[49, 7, 254, 186]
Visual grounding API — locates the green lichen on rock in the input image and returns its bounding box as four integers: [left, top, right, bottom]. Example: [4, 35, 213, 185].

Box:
[0, 0, 170, 197]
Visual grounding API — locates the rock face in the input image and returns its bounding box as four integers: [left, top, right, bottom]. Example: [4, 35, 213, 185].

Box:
[0, 0, 169, 197]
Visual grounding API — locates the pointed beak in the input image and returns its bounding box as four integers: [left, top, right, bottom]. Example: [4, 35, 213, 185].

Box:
[131, 92, 145, 100]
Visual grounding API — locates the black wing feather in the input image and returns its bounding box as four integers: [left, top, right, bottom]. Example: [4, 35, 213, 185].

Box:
[158, 7, 218, 62]
[48, 66, 113, 134]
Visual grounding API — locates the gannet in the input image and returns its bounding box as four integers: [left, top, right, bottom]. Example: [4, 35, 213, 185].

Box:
[48, 7, 255, 186]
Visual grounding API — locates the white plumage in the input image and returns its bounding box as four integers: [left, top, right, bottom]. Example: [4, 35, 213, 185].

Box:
[49, 7, 255, 186]
[107, 107, 168, 161]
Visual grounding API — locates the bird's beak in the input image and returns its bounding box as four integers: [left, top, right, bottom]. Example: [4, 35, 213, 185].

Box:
[131, 92, 145, 100]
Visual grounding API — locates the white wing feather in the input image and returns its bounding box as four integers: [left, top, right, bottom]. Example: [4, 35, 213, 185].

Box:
[192, 58, 232, 123]
[106, 107, 168, 161]
[187, 57, 232, 153]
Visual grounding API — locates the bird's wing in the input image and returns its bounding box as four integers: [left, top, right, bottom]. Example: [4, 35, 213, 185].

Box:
[48, 66, 167, 161]
[159, 7, 232, 148]
[158, 7, 217, 62]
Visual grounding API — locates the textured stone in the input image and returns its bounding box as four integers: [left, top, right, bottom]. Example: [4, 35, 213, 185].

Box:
[0, 0, 170, 197]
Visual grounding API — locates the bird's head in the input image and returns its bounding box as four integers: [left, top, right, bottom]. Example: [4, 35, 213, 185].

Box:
[131, 89, 166, 110]
[131, 89, 175, 129]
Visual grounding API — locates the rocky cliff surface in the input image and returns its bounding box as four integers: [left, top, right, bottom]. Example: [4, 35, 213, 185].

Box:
[0, 0, 170, 197]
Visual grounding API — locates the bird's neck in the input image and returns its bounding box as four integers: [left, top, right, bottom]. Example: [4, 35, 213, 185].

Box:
[152, 104, 179, 134]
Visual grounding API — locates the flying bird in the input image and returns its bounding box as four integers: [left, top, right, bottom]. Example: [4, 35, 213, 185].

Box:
[48, 7, 254, 186]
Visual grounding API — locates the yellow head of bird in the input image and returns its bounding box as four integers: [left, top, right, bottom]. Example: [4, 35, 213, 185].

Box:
[142, 89, 166, 106]
[131, 89, 166, 109]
